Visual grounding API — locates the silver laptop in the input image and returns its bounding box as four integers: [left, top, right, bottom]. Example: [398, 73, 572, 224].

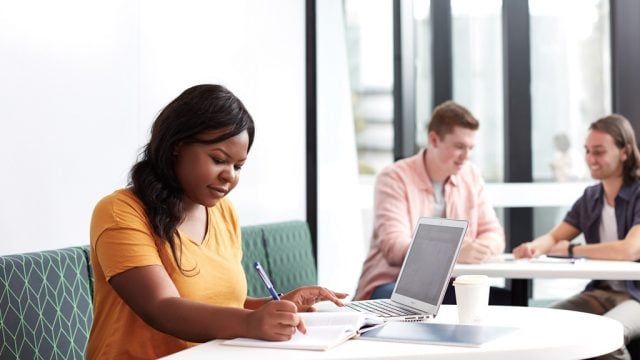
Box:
[346, 217, 467, 321]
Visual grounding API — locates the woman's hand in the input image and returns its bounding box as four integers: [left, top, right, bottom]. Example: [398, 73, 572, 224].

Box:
[280, 286, 348, 312]
[246, 300, 306, 341]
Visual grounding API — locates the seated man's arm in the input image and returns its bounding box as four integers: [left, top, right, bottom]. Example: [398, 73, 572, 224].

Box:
[513, 221, 580, 258]
[570, 224, 640, 261]
[373, 169, 413, 267]
[473, 175, 505, 256]
[475, 234, 504, 256]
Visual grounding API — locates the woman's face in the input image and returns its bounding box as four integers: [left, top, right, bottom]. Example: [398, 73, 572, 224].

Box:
[174, 129, 250, 208]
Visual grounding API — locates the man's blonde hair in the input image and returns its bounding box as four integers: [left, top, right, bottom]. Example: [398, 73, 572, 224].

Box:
[427, 100, 479, 138]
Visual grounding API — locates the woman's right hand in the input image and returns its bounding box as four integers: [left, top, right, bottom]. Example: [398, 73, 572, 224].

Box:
[245, 300, 306, 341]
[512, 242, 539, 259]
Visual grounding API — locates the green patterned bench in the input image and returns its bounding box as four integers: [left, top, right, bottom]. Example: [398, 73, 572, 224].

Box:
[241, 221, 317, 297]
[0, 246, 93, 359]
[0, 220, 316, 359]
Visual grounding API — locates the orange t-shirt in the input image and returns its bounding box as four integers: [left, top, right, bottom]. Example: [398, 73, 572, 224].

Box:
[87, 189, 247, 359]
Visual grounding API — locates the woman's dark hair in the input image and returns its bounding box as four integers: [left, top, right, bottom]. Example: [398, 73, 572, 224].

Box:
[590, 114, 640, 184]
[129, 84, 255, 271]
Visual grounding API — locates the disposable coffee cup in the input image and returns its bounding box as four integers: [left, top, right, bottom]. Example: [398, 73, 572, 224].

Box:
[453, 275, 490, 324]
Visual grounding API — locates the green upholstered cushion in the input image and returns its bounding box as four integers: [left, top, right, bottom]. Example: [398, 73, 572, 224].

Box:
[241, 225, 271, 298]
[0, 246, 93, 360]
[262, 221, 317, 294]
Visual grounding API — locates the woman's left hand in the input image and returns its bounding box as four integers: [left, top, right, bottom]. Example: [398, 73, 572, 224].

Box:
[280, 286, 348, 312]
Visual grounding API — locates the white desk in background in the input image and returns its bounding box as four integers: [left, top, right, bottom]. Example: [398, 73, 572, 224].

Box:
[453, 254, 640, 280]
[160, 305, 622, 360]
[452, 254, 640, 305]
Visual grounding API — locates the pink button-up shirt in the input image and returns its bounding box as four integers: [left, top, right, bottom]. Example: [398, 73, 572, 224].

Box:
[354, 149, 505, 300]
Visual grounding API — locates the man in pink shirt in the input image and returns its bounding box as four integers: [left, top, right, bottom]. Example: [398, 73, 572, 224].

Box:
[354, 101, 508, 303]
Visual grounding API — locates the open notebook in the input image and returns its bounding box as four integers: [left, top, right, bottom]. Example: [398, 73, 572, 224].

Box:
[222, 312, 383, 351]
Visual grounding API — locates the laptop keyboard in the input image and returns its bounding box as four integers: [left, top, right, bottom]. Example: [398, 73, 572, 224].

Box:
[346, 299, 423, 318]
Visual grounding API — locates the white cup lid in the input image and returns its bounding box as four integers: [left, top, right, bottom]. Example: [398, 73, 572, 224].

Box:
[453, 274, 489, 285]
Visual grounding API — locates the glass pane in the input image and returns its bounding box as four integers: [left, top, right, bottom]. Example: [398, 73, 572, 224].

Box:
[530, 0, 611, 305]
[530, 0, 611, 182]
[344, 0, 395, 177]
[414, 0, 432, 148]
[451, 0, 504, 182]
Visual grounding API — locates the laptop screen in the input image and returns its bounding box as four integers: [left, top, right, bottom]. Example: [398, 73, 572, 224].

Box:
[394, 222, 464, 305]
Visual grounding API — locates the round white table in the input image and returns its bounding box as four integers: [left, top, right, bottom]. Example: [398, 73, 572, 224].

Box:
[160, 305, 623, 360]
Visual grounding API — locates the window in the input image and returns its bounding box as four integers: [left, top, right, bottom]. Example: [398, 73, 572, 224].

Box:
[530, 0, 611, 183]
[414, 0, 432, 148]
[529, 0, 611, 302]
[345, 0, 395, 177]
[452, 0, 504, 182]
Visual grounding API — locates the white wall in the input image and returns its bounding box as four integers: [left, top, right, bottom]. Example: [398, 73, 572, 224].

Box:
[137, 0, 307, 225]
[0, 0, 306, 256]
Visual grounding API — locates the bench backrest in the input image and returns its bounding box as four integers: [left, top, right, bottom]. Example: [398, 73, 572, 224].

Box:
[241, 221, 317, 297]
[0, 246, 93, 359]
[0, 220, 316, 358]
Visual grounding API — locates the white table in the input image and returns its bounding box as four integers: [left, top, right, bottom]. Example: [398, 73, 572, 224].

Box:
[453, 254, 640, 280]
[160, 305, 623, 360]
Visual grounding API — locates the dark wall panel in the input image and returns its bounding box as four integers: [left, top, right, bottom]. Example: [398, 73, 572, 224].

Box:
[611, 0, 640, 139]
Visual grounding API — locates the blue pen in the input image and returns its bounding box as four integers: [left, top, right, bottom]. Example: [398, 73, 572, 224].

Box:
[254, 261, 280, 300]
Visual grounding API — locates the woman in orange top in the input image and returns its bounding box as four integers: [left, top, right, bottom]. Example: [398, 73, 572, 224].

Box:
[87, 84, 346, 359]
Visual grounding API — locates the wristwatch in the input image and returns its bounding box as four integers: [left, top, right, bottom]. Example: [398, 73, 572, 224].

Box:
[568, 243, 579, 257]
